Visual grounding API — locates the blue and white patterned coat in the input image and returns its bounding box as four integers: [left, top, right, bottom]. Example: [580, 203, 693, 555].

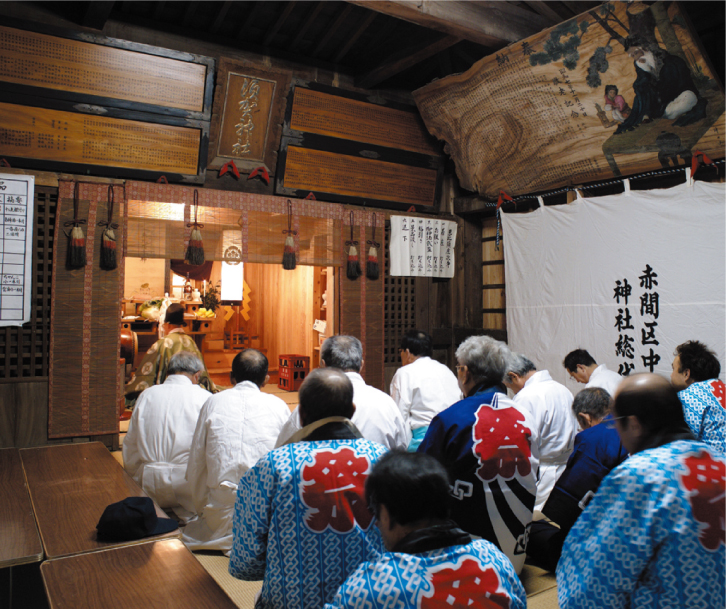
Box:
[679, 379, 726, 453]
[558, 440, 725, 609]
[325, 538, 527, 609]
[229, 438, 387, 609]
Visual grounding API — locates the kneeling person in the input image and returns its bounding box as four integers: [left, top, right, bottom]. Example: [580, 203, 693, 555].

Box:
[326, 451, 526, 609]
[229, 368, 388, 609]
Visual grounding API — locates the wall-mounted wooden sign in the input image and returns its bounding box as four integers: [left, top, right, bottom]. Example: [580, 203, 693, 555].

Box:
[208, 59, 291, 175]
[0, 102, 201, 175]
[277, 82, 443, 212]
[413, 1, 725, 198]
[0, 19, 214, 183]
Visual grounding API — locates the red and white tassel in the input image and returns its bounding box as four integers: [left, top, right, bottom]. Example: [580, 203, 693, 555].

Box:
[366, 213, 380, 280]
[346, 212, 361, 280]
[65, 182, 87, 269]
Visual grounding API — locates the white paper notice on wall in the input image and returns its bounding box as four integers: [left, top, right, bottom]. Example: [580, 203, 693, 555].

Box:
[389, 216, 457, 278]
[0, 173, 34, 327]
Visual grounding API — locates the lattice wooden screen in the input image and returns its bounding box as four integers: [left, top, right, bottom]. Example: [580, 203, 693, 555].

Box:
[383, 221, 416, 365]
[0, 186, 55, 380]
[482, 216, 505, 331]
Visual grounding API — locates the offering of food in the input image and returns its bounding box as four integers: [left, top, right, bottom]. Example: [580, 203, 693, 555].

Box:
[196, 307, 215, 319]
[139, 298, 163, 321]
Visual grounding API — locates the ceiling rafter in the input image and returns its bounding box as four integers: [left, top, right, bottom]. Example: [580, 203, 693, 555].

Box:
[263, 0, 298, 47]
[210, 0, 234, 35]
[356, 34, 460, 89]
[334, 10, 377, 63]
[82, 1, 116, 30]
[290, 1, 325, 52]
[347, 0, 553, 47]
[311, 4, 354, 59]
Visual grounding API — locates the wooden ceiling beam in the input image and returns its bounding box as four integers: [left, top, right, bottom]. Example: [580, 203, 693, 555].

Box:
[334, 10, 377, 63]
[210, 0, 234, 34]
[347, 0, 553, 47]
[559, 1, 596, 16]
[152, 1, 166, 21]
[263, 0, 298, 47]
[523, 1, 570, 23]
[236, 1, 264, 42]
[182, 1, 199, 28]
[290, 1, 325, 51]
[356, 34, 460, 89]
[82, 1, 116, 30]
[311, 4, 354, 58]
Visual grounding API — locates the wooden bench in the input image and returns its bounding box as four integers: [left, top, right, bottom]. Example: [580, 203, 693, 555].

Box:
[41, 539, 239, 609]
[20, 442, 179, 560]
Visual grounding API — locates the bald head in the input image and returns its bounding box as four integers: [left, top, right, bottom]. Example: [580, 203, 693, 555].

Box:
[299, 368, 354, 427]
[231, 349, 268, 387]
[612, 373, 691, 453]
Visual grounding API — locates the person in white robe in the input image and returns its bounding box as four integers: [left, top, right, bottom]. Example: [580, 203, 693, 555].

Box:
[389, 330, 461, 450]
[276, 335, 410, 450]
[123, 352, 211, 521]
[563, 349, 623, 396]
[183, 349, 289, 553]
[506, 353, 577, 511]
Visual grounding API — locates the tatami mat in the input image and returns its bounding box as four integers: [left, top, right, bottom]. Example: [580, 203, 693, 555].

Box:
[194, 551, 261, 609]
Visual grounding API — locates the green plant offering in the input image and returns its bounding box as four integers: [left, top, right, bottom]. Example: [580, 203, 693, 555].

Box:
[202, 282, 221, 312]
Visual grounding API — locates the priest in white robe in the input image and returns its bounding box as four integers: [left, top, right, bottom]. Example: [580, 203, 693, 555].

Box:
[505, 353, 577, 511]
[183, 349, 289, 554]
[276, 335, 410, 450]
[123, 352, 211, 521]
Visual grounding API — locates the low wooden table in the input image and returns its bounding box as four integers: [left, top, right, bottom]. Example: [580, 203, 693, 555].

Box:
[0, 448, 43, 568]
[41, 539, 238, 609]
[20, 442, 179, 559]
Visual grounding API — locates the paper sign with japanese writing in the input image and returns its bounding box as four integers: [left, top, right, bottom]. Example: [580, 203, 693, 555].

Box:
[389, 216, 457, 278]
[0, 173, 34, 326]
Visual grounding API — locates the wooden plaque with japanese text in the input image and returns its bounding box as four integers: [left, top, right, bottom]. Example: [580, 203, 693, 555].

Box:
[277, 83, 443, 212]
[413, 1, 725, 198]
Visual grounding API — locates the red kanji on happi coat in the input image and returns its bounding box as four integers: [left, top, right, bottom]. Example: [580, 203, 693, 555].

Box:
[680, 449, 726, 551]
[420, 558, 512, 609]
[300, 447, 373, 533]
[709, 380, 725, 409]
[472, 400, 532, 482]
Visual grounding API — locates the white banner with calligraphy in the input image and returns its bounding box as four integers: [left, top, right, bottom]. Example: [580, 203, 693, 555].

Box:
[389, 216, 457, 278]
[501, 180, 725, 394]
[0, 173, 34, 327]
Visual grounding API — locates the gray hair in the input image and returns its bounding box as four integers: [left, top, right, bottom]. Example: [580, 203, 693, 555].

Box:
[507, 353, 537, 377]
[456, 335, 512, 386]
[320, 335, 363, 372]
[572, 387, 611, 420]
[167, 352, 205, 376]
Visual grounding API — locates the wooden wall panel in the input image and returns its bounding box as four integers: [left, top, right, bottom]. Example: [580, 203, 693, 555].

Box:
[0, 381, 48, 448]
[244, 263, 313, 372]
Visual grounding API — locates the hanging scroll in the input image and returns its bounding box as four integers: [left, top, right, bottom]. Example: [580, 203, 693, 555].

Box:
[389, 216, 457, 278]
[0, 173, 34, 326]
[413, 1, 725, 198]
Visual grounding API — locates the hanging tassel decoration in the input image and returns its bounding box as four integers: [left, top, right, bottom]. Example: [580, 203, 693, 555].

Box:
[366, 213, 380, 280]
[64, 182, 87, 269]
[345, 211, 362, 280]
[185, 190, 205, 265]
[98, 185, 119, 270]
[282, 200, 297, 270]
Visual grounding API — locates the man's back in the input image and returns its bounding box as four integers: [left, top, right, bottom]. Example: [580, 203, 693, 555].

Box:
[558, 439, 725, 608]
[325, 537, 526, 609]
[276, 371, 410, 450]
[230, 438, 387, 609]
[390, 356, 461, 430]
[678, 379, 726, 452]
[419, 388, 539, 573]
[183, 381, 290, 551]
[123, 375, 211, 511]
[585, 364, 622, 395]
[514, 369, 577, 509]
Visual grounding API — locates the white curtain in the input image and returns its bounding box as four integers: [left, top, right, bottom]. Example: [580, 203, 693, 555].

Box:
[501, 180, 725, 393]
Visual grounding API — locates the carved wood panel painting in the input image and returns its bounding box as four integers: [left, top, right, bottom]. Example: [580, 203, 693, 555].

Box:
[413, 1, 725, 198]
[207, 58, 291, 176]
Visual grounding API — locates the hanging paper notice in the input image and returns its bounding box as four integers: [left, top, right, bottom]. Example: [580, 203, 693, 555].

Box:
[389, 216, 457, 278]
[0, 173, 34, 326]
